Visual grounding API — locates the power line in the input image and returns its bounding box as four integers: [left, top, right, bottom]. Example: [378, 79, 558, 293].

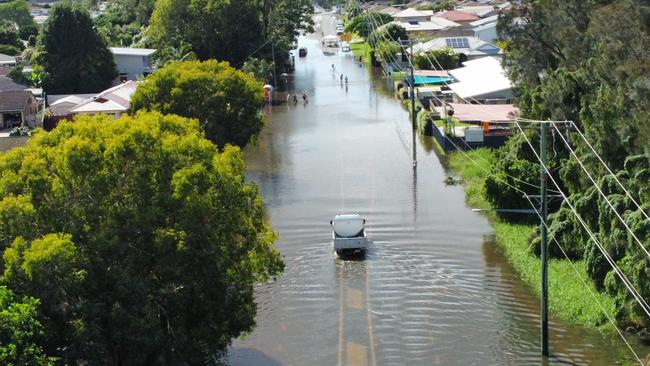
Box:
[551, 122, 650, 260]
[514, 119, 650, 318]
[567, 121, 650, 225]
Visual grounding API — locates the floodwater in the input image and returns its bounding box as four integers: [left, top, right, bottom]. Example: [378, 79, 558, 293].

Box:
[229, 23, 649, 366]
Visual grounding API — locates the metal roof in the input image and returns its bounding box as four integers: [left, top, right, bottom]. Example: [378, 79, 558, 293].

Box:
[110, 47, 157, 56]
[0, 91, 33, 112]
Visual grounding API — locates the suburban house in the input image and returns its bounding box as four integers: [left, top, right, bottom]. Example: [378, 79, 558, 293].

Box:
[0, 91, 39, 129]
[447, 56, 513, 102]
[68, 80, 137, 118]
[110, 47, 156, 84]
[414, 36, 501, 61]
[392, 8, 460, 35]
[0, 76, 27, 92]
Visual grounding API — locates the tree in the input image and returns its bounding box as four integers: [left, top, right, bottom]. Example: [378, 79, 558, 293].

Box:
[0, 112, 284, 364]
[148, 0, 312, 70]
[0, 0, 36, 32]
[414, 49, 459, 70]
[0, 26, 24, 52]
[368, 23, 407, 47]
[0, 286, 54, 366]
[131, 60, 265, 148]
[344, 12, 393, 38]
[35, 2, 116, 94]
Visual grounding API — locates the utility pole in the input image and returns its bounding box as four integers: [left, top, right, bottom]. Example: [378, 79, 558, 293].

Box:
[271, 41, 277, 88]
[406, 40, 417, 168]
[540, 121, 549, 357]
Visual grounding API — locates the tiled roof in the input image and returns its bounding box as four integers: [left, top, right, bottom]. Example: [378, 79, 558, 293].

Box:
[0, 76, 27, 92]
[0, 91, 32, 112]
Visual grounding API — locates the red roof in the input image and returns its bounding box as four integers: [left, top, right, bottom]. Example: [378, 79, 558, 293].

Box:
[448, 103, 519, 122]
[437, 10, 479, 22]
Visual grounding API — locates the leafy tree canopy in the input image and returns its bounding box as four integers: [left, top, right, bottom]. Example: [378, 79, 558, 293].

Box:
[35, 2, 116, 94]
[345, 11, 393, 38]
[0, 26, 24, 51]
[0, 286, 54, 365]
[414, 48, 459, 70]
[490, 0, 650, 329]
[0, 0, 36, 32]
[131, 60, 265, 148]
[0, 111, 283, 364]
[368, 23, 407, 47]
[148, 0, 313, 70]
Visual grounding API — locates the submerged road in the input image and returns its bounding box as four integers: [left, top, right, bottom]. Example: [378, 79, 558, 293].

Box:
[228, 12, 648, 366]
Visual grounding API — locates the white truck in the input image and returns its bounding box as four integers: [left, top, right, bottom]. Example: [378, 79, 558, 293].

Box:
[331, 214, 368, 255]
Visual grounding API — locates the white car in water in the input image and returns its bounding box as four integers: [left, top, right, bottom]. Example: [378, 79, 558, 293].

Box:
[331, 214, 368, 255]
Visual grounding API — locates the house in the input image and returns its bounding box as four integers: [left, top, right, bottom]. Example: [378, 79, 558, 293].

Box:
[110, 47, 156, 84]
[379, 6, 400, 16]
[0, 91, 39, 129]
[0, 53, 17, 67]
[69, 80, 137, 118]
[414, 36, 501, 60]
[447, 56, 513, 102]
[391, 8, 460, 35]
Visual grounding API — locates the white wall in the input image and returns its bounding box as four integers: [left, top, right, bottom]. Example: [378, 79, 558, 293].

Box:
[474, 23, 498, 44]
[113, 54, 152, 84]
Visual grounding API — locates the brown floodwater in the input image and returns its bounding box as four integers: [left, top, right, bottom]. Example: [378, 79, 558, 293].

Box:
[229, 30, 649, 365]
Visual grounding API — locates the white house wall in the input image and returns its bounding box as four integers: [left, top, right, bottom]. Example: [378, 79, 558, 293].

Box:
[113, 54, 152, 85]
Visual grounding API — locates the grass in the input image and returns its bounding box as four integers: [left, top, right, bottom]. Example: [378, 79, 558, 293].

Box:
[350, 41, 371, 63]
[448, 148, 618, 329]
[433, 118, 474, 128]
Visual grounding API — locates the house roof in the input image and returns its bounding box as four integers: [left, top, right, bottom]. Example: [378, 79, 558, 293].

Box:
[394, 8, 432, 19]
[447, 102, 519, 122]
[0, 91, 33, 112]
[414, 70, 449, 77]
[394, 20, 445, 32]
[474, 21, 497, 32]
[47, 94, 96, 106]
[453, 5, 494, 16]
[0, 66, 13, 77]
[379, 6, 400, 15]
[70, 81, 137, 114]
[110, 47, 157, 57]
[0, 76, 27, 92]
[448, 57, 513, 98]
[437, 10, 479, 22]
[0, 53, 16, 64]
[415, 36, 500, 55]
[470, 14, 498, 27]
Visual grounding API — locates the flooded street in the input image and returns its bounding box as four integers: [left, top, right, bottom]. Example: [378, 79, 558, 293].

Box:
[229, 21, 648, 366]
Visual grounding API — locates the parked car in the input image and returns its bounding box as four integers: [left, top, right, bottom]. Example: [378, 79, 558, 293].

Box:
[341, 42, 350, 52]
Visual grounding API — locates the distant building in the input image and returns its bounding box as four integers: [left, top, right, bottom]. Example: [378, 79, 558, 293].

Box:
[110, 47, 156, 85]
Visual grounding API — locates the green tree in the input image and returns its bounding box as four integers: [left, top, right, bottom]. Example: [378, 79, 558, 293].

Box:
[414, 49, 459, 70]
[344, 12, 393, 38]
[35, 2, 116, 94]
[0, 286, 54, 366]
[368, 23, 407, 46]
[131, 60, 265, 148]
[0, 0, 37, 32]
[148, 0, 312, 69]
[0, 111, 284, 364]
[0, 26, 24, 52]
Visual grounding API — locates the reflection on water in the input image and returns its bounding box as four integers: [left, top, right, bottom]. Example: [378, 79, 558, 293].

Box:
[230, 36, 649, 365]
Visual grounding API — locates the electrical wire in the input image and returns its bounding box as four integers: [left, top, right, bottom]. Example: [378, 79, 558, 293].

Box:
[551, 122, 650, 260]
[514, 119, 650, 318]
[568, 121, 650, 225]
